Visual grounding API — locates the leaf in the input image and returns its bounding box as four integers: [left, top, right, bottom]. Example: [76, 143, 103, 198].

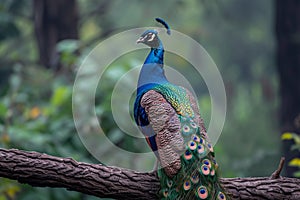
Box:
[56, 39, 80, 53]
[6, 184, 20, 199]
[0, 178, 20, 199]
[50, 86, 71, 107]
[293, 171, 300, 178]
[294, 134, 300, 145]
[0, 102, 7, 118]
[289, 158, 300, 167]
[281, 132, 294, 140]
[281, 132, 300, 145]
[29, 106, 41, 119]
[291, 144, 300, 151]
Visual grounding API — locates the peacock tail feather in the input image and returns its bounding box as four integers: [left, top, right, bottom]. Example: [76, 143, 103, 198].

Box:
[140, 87, 227, 200]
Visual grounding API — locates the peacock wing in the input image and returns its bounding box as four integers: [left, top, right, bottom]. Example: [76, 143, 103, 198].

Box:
[140, 90, 184, 177]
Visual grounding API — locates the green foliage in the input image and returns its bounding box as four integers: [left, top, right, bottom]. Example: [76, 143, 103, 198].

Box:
[56, 40, 81, 67]
[0, 1, 22, 41]
[0, 64, 102, 199]
[282, 132, 300, 177]
[0, 178, 20, 200]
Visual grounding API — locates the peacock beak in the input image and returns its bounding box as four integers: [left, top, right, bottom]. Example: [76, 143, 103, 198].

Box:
[136, 36, 144, 44]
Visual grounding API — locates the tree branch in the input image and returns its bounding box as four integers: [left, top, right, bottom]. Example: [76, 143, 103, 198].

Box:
[270, 157, 285, 179]
[0, 148, 300, 199]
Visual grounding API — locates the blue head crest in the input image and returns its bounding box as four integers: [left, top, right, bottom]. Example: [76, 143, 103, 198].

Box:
[155, 18, 171, 35]
[136, 18, 171, 47]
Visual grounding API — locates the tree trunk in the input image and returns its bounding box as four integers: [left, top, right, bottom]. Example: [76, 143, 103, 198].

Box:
[33, 0, 79, 70]
[0, 148, 300, 200]
[275, 0, 300, 177]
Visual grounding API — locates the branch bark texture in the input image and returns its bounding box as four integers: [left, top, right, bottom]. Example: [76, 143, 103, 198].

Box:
[0, 148, 300, 200]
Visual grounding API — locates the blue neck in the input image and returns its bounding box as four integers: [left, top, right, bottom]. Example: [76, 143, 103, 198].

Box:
[137, 42, 168, 90]
[144, 46, 164, 65]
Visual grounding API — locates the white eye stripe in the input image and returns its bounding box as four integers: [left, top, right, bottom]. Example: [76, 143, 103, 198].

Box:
[147, 33, 156, 42]
[141, 35, 148, 40]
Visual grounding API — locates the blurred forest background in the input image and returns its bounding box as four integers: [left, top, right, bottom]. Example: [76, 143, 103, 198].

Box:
[0, 0, 300, 200]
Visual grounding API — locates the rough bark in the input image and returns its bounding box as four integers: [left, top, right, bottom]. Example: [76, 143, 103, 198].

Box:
[33, 0, 79, 70]
[0, 148, 300, 200]
[275, 0, 300, 177]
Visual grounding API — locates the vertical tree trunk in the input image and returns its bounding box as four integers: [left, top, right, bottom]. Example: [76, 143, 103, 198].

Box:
[275, 0, 300, 177]
[33, 0, 79, 70]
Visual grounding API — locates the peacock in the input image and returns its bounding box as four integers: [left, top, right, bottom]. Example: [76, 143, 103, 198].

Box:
[134, 18, 228, 200]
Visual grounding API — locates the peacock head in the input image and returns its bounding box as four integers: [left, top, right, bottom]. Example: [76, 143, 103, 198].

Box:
[136, 29, 160, 48]
[136, 18, 171, 48]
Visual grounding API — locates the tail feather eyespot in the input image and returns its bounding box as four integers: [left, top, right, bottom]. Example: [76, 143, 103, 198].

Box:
[197, 186, 208, 199]
[190, 121, 198, 128]
[199, 137, 204, 144]
[167, 179, 173, 188]
[217, 192, 226, 200]
[201, 164, 210, 175]
[184, 150, 193, 160]
[207, 143, 214, 152]
[202, 159, 211, 169]
[192, 135, 200, 142]
[183, 180, 191, 191]
[182, 125, 191, 134]
[197, 144, 205, 154]
[191, 174, 199, 184]
[161, 189, 168, 198]
[188, 141, 197, 150]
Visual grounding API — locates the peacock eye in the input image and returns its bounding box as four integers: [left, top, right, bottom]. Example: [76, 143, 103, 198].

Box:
[188, 141, 197, 150]
[199, 138, 204, 144]
[192, 134, 200, 142]
[167, 179, 173, 187]
[201, 164, 210, 175]
[183, 125, 190, 132]
[190, 122, 197, 128]
[184, 150, 193, 160]
[202, 159, 211, 168]
[183, 180, 191, 190]
[191, 173, 199, 184]
[197, 186, 208, 199]
[163, 189, 168, 197]
[207, 143, 214, 152]
[218, 192, 226, 200]
[197, 144, 205, 154]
